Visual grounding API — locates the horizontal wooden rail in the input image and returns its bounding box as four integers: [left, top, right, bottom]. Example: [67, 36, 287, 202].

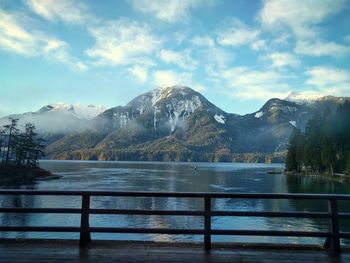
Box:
[0, 189, 350, 200]
[0, 189, 349, 256]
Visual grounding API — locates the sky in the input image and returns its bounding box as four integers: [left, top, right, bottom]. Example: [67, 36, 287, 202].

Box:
[1, 0, 350, 117]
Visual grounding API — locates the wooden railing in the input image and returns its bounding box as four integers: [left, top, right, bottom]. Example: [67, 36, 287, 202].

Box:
[0, 190, 350, 255]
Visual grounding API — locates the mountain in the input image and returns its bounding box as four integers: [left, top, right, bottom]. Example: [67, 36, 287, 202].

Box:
[0, 103, 106, 144]
[38, 103, 106, 120]
[4, 86, 349, 162]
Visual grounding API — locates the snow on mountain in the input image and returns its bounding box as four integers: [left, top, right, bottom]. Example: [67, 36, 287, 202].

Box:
[40, 103, 106, 120]
[214, 114, 226, 124]
[283, 90, 323, 104]
[289, 120, 297, 127]
[0, 103, 107, 135]
[119, 86, 204, 132]
[254, 111, 264, 118]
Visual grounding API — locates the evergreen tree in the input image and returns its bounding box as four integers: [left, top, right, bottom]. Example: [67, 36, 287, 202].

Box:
[1, 120, 45, 168]
[3, 118, 19, 164]
[345, 152, 350, 176]
[320, 108, 336, 176]
[286, 128, 304, 172]
[304, 112, 322, 173]
[0, 128, 4, 160]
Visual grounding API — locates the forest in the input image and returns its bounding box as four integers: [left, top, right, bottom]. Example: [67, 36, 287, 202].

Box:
[286, 101, 350, 176]
[0, 118, 45, 170]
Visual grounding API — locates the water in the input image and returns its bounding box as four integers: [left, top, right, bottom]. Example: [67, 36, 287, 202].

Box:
[1, 160, 350, 245]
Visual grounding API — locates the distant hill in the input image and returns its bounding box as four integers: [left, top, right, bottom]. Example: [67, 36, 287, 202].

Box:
[2, 86, 349, 162]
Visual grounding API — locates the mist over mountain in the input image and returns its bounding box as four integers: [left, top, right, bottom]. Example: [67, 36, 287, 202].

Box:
[0, 103, 106, 144]
[2, 86, 349, 162]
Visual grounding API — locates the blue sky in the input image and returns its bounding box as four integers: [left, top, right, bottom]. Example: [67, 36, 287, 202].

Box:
[1, 0, 350, 117]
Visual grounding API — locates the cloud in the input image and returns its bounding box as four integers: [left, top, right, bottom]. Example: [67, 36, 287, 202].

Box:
[204, 47, 234, 70]
[159, 49, 197, 70]
[305, 66, 350, 95]
[259, 0, 350, 57]
[295, 40, 350, 57]
[220, 67, 291, 99]
[345, 35, 350, 43]
[217, 18, 261, 48]
[27, 0, 89, 25]
[131, 0, 204, 23]
[250, 39, 266, 51]
[128, 65, 148, 82]
[86, 19, 162, 66]
[153, 70, 204, 92]
[263, 52, 300, 68]
[191, 35, 215, 47]
[204, 47, 235, 83]
[0, 9, 87, 71]
[153, 70, 191, 87]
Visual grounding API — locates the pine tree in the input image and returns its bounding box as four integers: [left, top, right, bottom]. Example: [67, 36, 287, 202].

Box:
[286, 128, 304, 172]
[0, 128, 5, 161]
[320, 108, 336, 176]
[304, 112, 322, 173]
[332, 102, 350, 173]
[3, 118, 19, 164]
[1, 120, 45, 168]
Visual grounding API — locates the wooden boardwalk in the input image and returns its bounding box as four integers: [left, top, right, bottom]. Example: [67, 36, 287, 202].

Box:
[0, 239, 350, 263]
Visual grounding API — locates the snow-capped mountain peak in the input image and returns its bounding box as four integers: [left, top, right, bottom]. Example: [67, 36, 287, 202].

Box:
[283, 90, 323, 103]
[39, 103, 106, 120]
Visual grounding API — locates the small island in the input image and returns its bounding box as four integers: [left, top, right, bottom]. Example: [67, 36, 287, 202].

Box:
[0, 117, 51, 183]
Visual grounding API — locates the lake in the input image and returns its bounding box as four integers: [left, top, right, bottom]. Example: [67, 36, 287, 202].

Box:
[1, 160, 350, 244]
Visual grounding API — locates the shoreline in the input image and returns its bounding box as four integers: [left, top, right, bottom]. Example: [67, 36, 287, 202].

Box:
[285, 171, 350, 182]
[0, 164, 60, 184]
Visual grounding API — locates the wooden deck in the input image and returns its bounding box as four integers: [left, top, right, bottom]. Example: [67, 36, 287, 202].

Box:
[0, 239, 350, 263]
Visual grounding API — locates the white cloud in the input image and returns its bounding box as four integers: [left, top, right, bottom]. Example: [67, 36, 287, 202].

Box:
[0, 9, 87, 71]
[153, 70, 204, 92]
[295, 40, 350, 57]
[259, 0, 347, 38]
[305, 66, 350, 93]
[131, 0, 204, 22]
[217, 18, 261, 48]
[153, 70, 190, 87]
[345, 35, 350, 43]
[259, 0, 350, 57]
[303, 66, 350, 97]
[27, 0, 89, 25]
[128, 65, 148, 82]
[220, 67, 291, 99]
[250, 39, 266, 51]
[191, 35, 215, 47]
[86, 19, 162, 66]
[204, 47, 234, 70]
[159, 49, 197, 70]
[264, 52, 300, 68]
[173, 31, 188, 45]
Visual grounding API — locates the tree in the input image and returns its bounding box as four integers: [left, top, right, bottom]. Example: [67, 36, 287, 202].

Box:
[304, 112, 322, 173]
[320, 108, 336, 176]
[1, 120, 45, 168]
[3, 118, 19, 164]
[286, 128, 304, 172]
[0, 128, 5, 160]
[333, 102, 350, 158]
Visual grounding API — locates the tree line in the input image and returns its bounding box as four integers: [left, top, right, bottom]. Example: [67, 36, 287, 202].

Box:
[286, 101, 350, 176]
[0, 118, 45, 168]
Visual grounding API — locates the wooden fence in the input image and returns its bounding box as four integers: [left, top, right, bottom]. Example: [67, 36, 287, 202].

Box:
[0, 190, 349, 255]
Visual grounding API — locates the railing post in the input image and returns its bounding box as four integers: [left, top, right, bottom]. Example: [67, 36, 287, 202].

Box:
[327, 199, 341, 255]
[80, 193, 91, 247]
[204, 196, 211, 250]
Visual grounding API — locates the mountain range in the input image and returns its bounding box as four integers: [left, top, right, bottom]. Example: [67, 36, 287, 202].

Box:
[1, 86, 348, 163]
